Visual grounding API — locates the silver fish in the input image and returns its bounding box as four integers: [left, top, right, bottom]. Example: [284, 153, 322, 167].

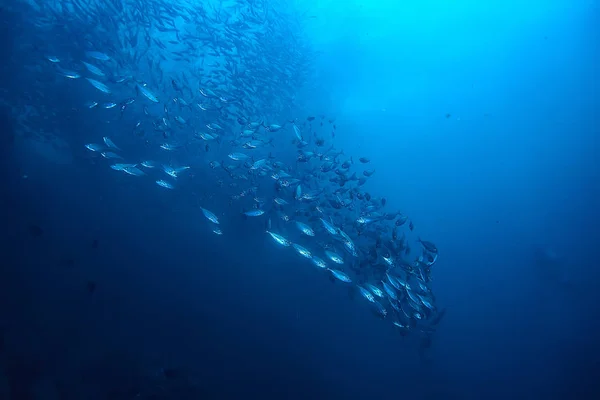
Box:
[85, 51, 110, 61]
[86, 78, 110, 94]
[200, 207, 220, 224]
[82, 61, 105, 76]
[292, 243, 312, 259]
[103, 137, 121, 150]
[156, 180, 174, 189]
[266, 231, 291, 247]
[137, 84, 159, 102]
[328, 269, 351, 283]
[244, 209, 265, 217]
[295, 221, 315, 236]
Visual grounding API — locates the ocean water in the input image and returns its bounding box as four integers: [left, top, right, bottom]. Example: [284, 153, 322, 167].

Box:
[1, 0, 599, 399]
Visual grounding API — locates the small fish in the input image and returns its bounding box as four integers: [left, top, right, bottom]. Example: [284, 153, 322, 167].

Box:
[156, 180, 174, 189]
[266, 231, 291, 247]
[140, 160, 158, 168]
[228, 152, 249, 161]
[293, 124, 303, 141]
[84, 143, 104, 152]
[244, 209, 265, 217]
[250, 159, 267, 170]
[137, 84, 159, 102]
[200, 207, 220, 224]
[46, 56, 60, 63]
[266, 124, 282, 132]
[85, 101, 98, 109]
[311, 256, 327, 269]
[328, 269, 351, 283]
[82, 61, 105, 76]
[358, 285, 375, 303]
[162, 165, 178, 178]
[103, 137, 121, 150]
[382, 281, 398, 301]
[197, 132, 216, 141]
[325, 250, 344, 264]
[100, 151, 123, 159]
[363, 169, 376, 177]
[292, 243, 312, 259]
[371, 301, 387, 318]
[86, 78, 111, 94]
[418, 238, 438, 254]
[58, 69, 80, 79]
[110, 163, 136, 171]
[122, 166, 145, 176]
[160, 143, 180, 151]
[85, 51, 110, 61]
[102, 102, 117, 109]
[365, 283, 384, 298]
[320, 218, 338, 236]
[295, 221, 315, 236]
[206, 122, 223, 130]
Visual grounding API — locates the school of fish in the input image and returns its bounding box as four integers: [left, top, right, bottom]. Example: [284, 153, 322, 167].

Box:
[5, 0, 445, 342]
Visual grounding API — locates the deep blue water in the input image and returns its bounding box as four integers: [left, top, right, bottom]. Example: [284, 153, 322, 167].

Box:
[1, 0, 599, 399]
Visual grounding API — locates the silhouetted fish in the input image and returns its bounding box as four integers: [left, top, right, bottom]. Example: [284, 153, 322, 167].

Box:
[28, 224, 43, 237]
[86, 280, 97, 294]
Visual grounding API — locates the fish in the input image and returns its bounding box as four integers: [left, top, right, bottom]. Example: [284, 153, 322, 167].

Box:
[82, 61, 105, 76]
[228, 152, 249, 161]
[85, 51, 110, 61]
[58, 69, 81, 79]
[418, 238, 438, 254]
[244, 209, 265, 217]
[33, 1, 444, 345]
[141, 160, 158, 169]
[328, 269, 351, 283]
[200, 207, 220, 224]
[357, 285, 375, 303]
[103, 137, 121, 150]
[86, 78, 111, 94]
[292, 243, 312, 259]
[365, 283, 385, 298]
[160, 143, 181, 151]
[122, 166, 145, 176]
[311, 256, 327, 269]
[295, 221, 315, 236]
[266, 231, 291, 247]
[320, 218, 338, 235]
[100, 152, 123, 160]
[137, 84, 159, 102]
[84, 143, 104, 152]
[325, 250, 344, 264]
[156, 180, 174, 189]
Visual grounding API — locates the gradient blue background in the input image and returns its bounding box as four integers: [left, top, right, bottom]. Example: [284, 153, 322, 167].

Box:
[1, 0, 598, 398]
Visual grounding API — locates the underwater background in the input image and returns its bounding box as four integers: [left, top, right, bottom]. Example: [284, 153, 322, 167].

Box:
[1, 0, 599, 399]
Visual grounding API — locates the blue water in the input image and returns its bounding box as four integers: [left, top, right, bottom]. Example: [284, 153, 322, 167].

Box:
[1, 0, 599, 399]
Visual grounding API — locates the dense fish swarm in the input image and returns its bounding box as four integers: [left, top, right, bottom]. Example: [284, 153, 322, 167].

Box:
[4, 0, 444, 345]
